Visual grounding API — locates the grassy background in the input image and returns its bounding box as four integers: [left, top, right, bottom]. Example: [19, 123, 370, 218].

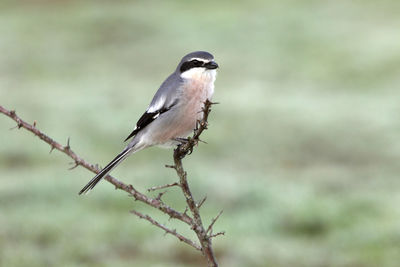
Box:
[1, 0, 400, 266]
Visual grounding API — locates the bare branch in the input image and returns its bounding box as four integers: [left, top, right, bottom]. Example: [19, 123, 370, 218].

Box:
[130, 209, 201, 251]
[206, 210, 223, 235]
[197, 196, 207, 209]
[171, 100, 221, 267]
[209, 232, 225, 239]
[0, 105, 194, 226]
[148, 182, 180, 192]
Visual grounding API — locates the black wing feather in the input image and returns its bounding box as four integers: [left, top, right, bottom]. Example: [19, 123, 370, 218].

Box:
[124, 102, 177, 142]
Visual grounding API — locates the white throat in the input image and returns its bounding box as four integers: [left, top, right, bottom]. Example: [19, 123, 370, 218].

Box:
[180, 68, 217, 100]
[180, 68, 217, 83]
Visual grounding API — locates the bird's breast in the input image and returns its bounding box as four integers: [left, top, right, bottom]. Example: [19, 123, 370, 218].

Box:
[139, 71, 216, 146]
[182, 70, 216, 104]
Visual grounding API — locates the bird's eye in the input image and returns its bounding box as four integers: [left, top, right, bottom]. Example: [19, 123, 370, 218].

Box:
[180, 59, 204, 73]
[191, 60, 203, 67]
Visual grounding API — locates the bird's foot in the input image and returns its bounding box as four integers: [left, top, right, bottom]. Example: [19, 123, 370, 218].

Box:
[173, 137, 195, 156]
[173, 137, 190, 145]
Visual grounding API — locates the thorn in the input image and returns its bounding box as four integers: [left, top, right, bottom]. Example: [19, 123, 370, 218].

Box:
[148, 182, 179, 192]
[209, 231, 225, 238]
[206, 210, 224, 234]
[165, 164, 176, 169]
[197, 138, 208, 144]
[197, 196, 207, 208]
[183, 206, 189, 216]
[68, 162, 79, 170]
[156, 191, 167, 201]
[65, 137, 71, 150]
[33, 120, 37, 127]
[128, 193, 139, 201]
[49, 145, 55, 154]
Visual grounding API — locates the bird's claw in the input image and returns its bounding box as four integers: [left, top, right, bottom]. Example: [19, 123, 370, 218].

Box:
[173, 137, 189, 144]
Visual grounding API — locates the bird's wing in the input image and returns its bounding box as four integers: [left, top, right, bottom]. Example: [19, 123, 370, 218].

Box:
[124, 73, 182, 142]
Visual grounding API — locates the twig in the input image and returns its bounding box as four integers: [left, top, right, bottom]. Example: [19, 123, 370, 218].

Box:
[148, 182, 180, 192]
[130, 209, 201, 251]
[209, 232, 225, 238]
[206, 210, 223, 235]
[197, 196, 207, 209]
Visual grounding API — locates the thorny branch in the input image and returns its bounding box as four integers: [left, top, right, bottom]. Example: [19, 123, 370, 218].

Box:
[169, 100, 221, 266]
[0, 100, 222, 267]
[130, 209, 201, 251]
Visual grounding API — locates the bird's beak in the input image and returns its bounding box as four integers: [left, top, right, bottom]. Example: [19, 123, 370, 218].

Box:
[205, 61, 219, 69]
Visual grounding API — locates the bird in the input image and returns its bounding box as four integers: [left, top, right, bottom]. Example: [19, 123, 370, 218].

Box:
[79, 51, 218, 195]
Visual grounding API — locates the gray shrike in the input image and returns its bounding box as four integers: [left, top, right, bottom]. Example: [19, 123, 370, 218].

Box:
[79, 51, 218, 194]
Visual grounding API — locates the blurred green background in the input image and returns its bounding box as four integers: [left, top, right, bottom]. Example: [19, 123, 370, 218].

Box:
[1, 0, 400, 266]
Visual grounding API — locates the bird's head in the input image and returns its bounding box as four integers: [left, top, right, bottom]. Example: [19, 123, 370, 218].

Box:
[177, 51, 218, 80]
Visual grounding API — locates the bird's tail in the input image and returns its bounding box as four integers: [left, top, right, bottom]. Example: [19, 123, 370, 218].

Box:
[78, 144, 139, 195]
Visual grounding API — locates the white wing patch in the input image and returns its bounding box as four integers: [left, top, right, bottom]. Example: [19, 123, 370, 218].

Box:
[147, 95, 166, 113]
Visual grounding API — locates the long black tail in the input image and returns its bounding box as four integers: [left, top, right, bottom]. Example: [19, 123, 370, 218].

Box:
[78, 147, 131, 195]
